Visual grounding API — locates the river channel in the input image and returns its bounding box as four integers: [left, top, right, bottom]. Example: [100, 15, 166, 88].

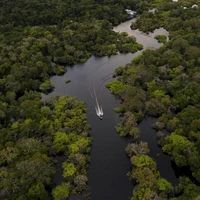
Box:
[42, 18, 178, 200]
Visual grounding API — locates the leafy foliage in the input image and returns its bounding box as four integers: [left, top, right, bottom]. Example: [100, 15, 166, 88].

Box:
[0, 95, 91, 199]
[106, 0, 200, 199]
[154, 35, 167, 44]
[52, 183, 70, 200]
[130, 155, 173, 200]
[0, 0, 144, 198]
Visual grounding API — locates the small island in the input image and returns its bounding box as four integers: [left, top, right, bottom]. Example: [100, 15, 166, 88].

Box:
[65, 79, 71, 84]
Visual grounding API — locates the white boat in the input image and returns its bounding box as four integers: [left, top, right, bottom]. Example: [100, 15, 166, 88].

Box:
[99, 114, 103, 120]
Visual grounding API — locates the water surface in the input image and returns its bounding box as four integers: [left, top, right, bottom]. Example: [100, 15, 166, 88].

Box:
[42, 18, 173, 200]
[139, 117, 179, 186]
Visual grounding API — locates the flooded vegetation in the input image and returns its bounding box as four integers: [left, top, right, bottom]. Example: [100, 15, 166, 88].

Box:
[43, 18, 175, 200]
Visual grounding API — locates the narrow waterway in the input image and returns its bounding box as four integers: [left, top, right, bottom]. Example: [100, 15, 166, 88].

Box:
[139, 117, 179, 186]
[113, 18, 169, 49]
[42, 18, 174, 200]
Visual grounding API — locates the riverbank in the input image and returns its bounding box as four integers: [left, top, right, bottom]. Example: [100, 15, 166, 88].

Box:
[42, 17, 176, 200]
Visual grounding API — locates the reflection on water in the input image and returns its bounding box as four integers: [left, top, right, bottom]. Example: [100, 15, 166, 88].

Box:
[139, 117, 179, 186]
[113, 18, 169, 49]
[42, 18, 175, 200]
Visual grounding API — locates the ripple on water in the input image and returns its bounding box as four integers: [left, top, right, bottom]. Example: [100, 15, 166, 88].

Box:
[42, 18, 174, 200]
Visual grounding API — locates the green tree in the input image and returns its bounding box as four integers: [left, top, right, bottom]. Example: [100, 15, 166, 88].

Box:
[27, 183, 48, 200]
[62, 162, 77, 178]
[39, 80, 55, 94]
[162, 133, 194, 167]
[53, 132, 70, 153]
[52, 183, 70, 200]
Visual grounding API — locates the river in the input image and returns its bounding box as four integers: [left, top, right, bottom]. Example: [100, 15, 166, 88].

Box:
[42, 18, 177, 200]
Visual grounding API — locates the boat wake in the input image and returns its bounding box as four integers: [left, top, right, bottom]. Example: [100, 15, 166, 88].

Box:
[95, 105, 103, 119]
[87, 56, 118, 119]
[94, 86, 103, 119]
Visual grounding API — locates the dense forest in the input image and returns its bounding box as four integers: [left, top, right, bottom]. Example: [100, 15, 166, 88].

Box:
[107, 0, 200, 199]
[0, 0, 145, 199]
[2, 0, 200, 199]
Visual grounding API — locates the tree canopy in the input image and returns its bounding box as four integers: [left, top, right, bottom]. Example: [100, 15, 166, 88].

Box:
[107, 0, 200, 198]
[0, 0, 144, 198]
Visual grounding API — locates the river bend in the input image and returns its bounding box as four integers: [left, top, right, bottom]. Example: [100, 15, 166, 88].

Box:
[42, 18, 176, 200]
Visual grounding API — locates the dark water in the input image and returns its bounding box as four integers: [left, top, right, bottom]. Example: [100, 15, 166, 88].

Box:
[42, 19, 175, 200]
[43, 54, 136, 200]
[53, 155, 66, 185]
[139, 117, 179, 186]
